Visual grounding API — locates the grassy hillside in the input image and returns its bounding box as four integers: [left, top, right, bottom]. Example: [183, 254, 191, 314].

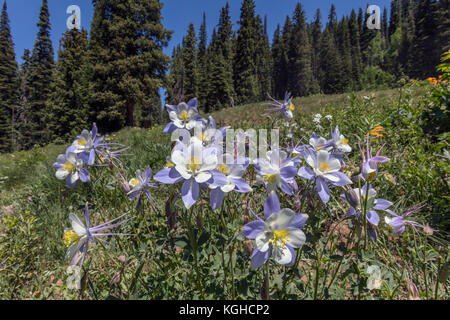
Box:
[0, 82, 448, 300]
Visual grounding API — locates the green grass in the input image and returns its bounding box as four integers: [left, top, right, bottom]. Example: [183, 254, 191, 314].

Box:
[0, 82, 448, 300]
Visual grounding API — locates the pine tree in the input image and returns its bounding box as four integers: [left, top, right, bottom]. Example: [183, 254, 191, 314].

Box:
[182, 23, 198, 101]
[211, 3, 235, 109]
[45, 29, 90, 142]
[337, 17, 353, 91]
[89, 0, 172, 131]
[197, 13, 208, 107]
[439, 0, 450, 52]
[272, 16, 292, 98]
[0, 1, 18, 152]
[411, 0, 441, 78]
[234, 0, 259, 104]
[319, 28, 342, 94]
[389, 0, 401, 41]
[311, 9, 322, 86]
[24, 0, 54, 147]
[349, 9, 362, 90]
[288, 2, 314, 97]
[167, 44, 185, 104]
[256, 14, 273, 100]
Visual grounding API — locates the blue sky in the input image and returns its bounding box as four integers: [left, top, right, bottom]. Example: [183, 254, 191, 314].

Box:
[6, 0, 393, 65]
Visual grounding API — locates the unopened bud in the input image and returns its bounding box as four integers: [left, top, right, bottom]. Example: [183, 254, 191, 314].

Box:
[110, 272, 120, 289]
[423, 224, 434, 236]
[345, 189, 360, 208]
[122, 181, 131, 193]
[244, 239, 253, 255]
[118, 255, 126, 264]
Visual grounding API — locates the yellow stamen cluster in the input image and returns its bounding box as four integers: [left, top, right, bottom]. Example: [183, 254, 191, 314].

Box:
[77, 138, 87, 146]
[340, 137, 349, 145]
[288, 103, 295, 111]
[180, 111, 189, 121]
[319, 162, 329, 172]
[263, 174, 278, 184]
[166, 160, 175, 168]
[217, 164, 229, 175]
[62, 161, 76, 174]
[188, 157, 201, 174]
[63, 230, 81, 247]
[129, 178, 139, 187]
[269, 229, 290, 249]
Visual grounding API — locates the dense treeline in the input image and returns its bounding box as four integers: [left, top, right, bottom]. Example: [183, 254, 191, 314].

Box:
[168, 0, 449, 112]
[0, 0, 172, 152]
[0, 0, 449, 152]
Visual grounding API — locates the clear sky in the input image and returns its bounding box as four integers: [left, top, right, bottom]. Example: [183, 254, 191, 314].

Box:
[6, 0, 393, 65]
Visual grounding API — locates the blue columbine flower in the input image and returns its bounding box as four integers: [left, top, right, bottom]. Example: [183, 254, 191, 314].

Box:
[54, 146, 90, 188]
[63, 204, 131, 267]
[254, 149, 299, 196]
[359, 136, 389, 181]
[163, 98, 204, 134]
[298, 149, 352, 203]
[242, 193, 308, 269]
[265, 92, 296, 119]
[154, 139, 226, 208]
[340, 184, 392, 241]
[209, 153, 252, 210]
[128, 168, 158, 209]
[384, 203, 426, 235]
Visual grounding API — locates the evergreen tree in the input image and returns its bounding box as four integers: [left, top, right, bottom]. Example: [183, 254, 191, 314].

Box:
[319, 28, 342, 94]
[182, 23, 198, 101]
[89, 0, 172, 131]
[24, 0, 54, 147]
[349, 9, 362, 90]
[234, 0, 259, 104]
[272, 16, 292, 98]
[439, 0, 450, 52]
[337, 17, 353, 91]
[411, 0, 441, 78]
[311, 9, 322, 85]
[167, 44, 185, 104]
[0, 1, 18, 152]
[211, 3, 235, 109]
[197, 13, 208, 107]
[389, 0, 401, 41]
[288, 2, 314, 97]
[256, 14, 273, 100]
[45, 29, 90, 142]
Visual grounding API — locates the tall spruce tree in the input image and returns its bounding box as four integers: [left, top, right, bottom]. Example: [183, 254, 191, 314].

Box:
[24, 0, 54, 147]
[46, 29, 90, 142]
[89, 0, 172, 131]
[337, 17, 353, 91]
[256, 14, 273, 100]
[288, 2, 314, 97]
[197, 13, 209, 107]
[319, 28, 342, 94]
[234, 0, 259, 104]
[349, 9, 362, 90]
[311, 9, 322, 86]
[182, 23, 199, 101]
[0, 1, 18, 152]
[272, 16, 292, 98]
[411, 0, 441, 78]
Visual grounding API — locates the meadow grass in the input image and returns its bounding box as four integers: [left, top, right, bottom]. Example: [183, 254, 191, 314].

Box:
[0, 82, 448, 300]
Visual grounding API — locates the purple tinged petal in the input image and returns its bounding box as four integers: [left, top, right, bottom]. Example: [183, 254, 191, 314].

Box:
[280, 166, 298, 180]
[367, 210, 380, 226]
[242, 221, 265, 239]
[187, 98, 198, 109]
[163, 122, 177, 134]
[291, 214, 308, 229]
[373, 198, 392, 211]
[329, 171, 352, 186]
[298, 166, 314, 180]
[371, 156, 389, 163]
[280, 179, 294, 195]
[208, 170, 227, 187]
[368, 226, 378, 242]
[210, 188, 225, 210]
[251, 248, 270, 269]
[232, 178, 252, 193]
[315, 177, 330, 204]
[181, 178, 199, 209]
[264, 192, 280, 219]
[284, 245, 296, 267]
[154, 168, 183, 184]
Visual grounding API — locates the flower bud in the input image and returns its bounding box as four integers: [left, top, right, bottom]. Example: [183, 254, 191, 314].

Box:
[110, 272, 120, 289]
[122, 181, 131, 193]
[345, 189, 360, 208]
